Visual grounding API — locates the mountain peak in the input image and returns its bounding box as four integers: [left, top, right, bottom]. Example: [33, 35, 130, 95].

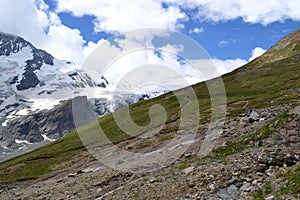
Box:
[0, 32, 30, 57]
[0, 31, 55, 90]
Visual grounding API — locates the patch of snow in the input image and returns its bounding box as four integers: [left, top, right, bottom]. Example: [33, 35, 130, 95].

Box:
[30, 99, 61, 111]
[15, 139, 32, 145]
[1, 120, 7, 127]
[41, 134, 55, 142]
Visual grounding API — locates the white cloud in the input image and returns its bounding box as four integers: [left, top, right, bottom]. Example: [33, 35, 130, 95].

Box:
[0, 0, 293, 74]
[187, 58, 247, 81]
[165, 0, 300, 25]
[249, 47, 266, 61]
[0, 0, 86, 64]
[45, 25, 86, 64]
[189, 27, 204, 34]
[81, 32, 250, 90]
[56, 0, 188, 33]
[211, 58, 247, 74]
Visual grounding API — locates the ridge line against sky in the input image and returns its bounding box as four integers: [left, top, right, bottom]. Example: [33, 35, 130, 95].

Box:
[0, 0, 299, 76]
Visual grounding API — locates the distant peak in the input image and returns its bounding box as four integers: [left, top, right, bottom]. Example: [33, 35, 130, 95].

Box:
[0, 31, 55, 90]
[0, 31, 31, 56]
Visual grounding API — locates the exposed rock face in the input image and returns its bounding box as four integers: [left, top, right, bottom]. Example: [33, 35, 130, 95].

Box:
[0, 32, 31, 56]
[97, 76, 109, 88]
[0, 31, 98, 129]
[0, 97, 82, 146]
[0, 32, 54, 91]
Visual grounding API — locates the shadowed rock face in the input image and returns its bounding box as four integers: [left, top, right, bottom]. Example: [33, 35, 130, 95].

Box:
[0, 32, 54, 91]
[0, 32, 29, 56]
[0, 98, 75, 147]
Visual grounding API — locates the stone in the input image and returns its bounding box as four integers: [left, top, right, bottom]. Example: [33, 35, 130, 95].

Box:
[97, 188, 103, 193]
[245, 186, 253, 192]
[254, 140, 261, 147]
[287, 136, 300, 143]
[227, 184, 238, 196]
[240, 117, 249, 123]
[252, 180, 258, 185]
[228, 177, 237, 184]
[239, 182, 251, 192]
[265, 195, 275, 200]
[184, 153, 192, 158]
[245, 108, 252, 117]
[280, 129, 287, 135]
[209, 184, 215, 192]
[291, 106, 300, 116]
[188, 180, 195, 188]
[67, 173, 77, 178]
[218, 188, 228, 199]
[271, 134, 282, 140]
[285, 121, 297, 130]
[256, 163, 269, 172]
[249, 111, 259, 123]
[259, 118, 265, 122]
[149, 177, 156, 183]
[183, 166, 194, 174]
[186, 193, 192, 198]
[287, 130, 298, 136]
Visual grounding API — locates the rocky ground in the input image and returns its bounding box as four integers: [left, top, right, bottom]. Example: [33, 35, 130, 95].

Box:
[0, 104, 299, 200]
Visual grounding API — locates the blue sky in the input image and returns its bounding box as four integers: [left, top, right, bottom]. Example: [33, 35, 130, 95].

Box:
[42, 0, 300, 61]
[0, 0, 300, 77]
[57, 10, 299, 61]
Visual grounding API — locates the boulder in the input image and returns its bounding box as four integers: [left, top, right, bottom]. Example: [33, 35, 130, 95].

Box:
[249, 111, 260, 123]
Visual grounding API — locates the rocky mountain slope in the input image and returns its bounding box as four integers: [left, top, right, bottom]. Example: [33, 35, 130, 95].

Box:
[0, 28, 299, 199]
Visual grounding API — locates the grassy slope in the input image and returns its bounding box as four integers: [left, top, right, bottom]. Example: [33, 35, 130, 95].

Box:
[0, 33, 299, 182]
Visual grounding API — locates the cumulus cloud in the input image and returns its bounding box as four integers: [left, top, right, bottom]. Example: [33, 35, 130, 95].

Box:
[55, 0, 188, 33]
[81, 32, 250, 90]
[164, 0, 300, 25]
[249, 47, 267, 61]
[0, 0, 86, 64]
[211, 58, 247, 74]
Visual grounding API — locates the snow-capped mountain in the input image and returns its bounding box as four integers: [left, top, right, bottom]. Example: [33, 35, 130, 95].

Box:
[0, 31, 97, 126]
[0, 31, 166, 161]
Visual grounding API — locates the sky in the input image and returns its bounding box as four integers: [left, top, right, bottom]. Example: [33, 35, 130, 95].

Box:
[0, 0, 300, 86]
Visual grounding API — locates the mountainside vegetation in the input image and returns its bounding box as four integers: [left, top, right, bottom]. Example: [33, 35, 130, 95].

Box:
[0, 28, 299, 199]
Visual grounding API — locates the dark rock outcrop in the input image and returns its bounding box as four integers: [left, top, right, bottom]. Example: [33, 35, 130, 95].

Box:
[0, 32, 54, 91]
[0, 96, 93, 147]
